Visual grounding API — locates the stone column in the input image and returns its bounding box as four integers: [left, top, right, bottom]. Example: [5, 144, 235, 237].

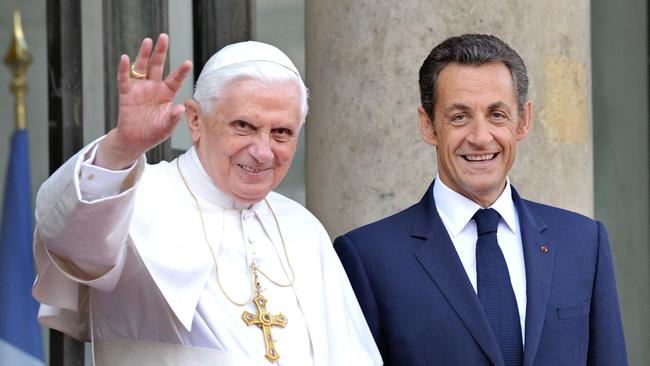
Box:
[102, 0, 169, 163]
[48, 0, 83, 174]
[592, 0, 650, 363]
[47, 1, 86, 364]
[305, 0, 593, 238]
[192, 0, 252, 81]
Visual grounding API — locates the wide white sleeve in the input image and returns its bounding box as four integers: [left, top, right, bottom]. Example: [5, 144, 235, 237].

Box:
[35, 136, 145, 280]
[32, 137, 146, 339]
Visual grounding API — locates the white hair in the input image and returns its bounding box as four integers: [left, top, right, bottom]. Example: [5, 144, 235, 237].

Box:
[193, 61, 309, 124]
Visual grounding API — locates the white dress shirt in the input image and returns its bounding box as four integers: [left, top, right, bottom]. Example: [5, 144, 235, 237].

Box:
[433, 177, 527, 342]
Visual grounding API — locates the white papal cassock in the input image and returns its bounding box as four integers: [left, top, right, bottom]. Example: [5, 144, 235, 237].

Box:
[32, 138, 382, 366]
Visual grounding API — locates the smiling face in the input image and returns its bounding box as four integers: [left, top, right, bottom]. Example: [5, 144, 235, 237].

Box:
[418, 62, 532, 207]
[186, 78, 302, 205]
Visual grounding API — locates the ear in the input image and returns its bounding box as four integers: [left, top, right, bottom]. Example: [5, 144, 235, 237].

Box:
[418, 106, 438, 146]
[515, 100, 532, 141]
[185, 99, 201, 143]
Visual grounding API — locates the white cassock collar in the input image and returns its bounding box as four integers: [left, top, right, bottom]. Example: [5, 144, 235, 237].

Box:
[132, 148, 275, 331]
[185, 146, 264, 211]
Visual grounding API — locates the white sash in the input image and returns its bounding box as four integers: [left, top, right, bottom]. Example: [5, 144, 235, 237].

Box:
[94, 339, 268, 366]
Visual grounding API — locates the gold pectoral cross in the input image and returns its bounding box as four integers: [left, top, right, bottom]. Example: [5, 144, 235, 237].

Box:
[242, 285, 288, 362]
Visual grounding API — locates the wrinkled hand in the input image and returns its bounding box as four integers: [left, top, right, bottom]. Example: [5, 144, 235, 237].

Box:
[96, 33, 193, 170]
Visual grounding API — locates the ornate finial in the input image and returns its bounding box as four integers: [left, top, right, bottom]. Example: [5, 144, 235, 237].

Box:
[4, 10, 32, 130]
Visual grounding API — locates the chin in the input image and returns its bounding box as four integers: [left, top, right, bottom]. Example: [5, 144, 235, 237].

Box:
[235, 188, 272, 203]
[232, 196, 261, 206]
[467, 181, 505, 194]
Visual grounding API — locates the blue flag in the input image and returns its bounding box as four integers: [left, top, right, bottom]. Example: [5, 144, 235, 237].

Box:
[0, 129, 45, 365]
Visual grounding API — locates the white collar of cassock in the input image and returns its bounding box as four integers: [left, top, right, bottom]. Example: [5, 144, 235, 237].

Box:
[179, 146, 264, 211]
[433, 176, 519, 238]
[138, 146, 269, 331]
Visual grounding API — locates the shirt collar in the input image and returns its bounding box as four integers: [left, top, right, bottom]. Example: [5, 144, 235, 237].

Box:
[433, 176, 518, 237]
[177, 147, 262, 211]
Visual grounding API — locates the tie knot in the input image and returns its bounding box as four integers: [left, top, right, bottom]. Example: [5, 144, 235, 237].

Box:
[473, 208, 500, 235]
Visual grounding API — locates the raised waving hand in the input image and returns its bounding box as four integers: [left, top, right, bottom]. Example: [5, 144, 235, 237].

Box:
[96, 33, 193, 170]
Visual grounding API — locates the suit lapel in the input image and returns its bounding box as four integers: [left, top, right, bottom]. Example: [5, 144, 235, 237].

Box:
[412, 184, 504, 366]
[511, 189, 555, 366]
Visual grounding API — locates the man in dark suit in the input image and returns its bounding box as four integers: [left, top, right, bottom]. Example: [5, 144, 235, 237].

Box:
[334, 34, 627, 365]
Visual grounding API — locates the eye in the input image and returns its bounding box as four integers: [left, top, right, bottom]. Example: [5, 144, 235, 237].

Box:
[450, 114, 468, 124]
[272, 128, 293, 141]
[232, 120, 254, 133]
[490, 111, 508, 123]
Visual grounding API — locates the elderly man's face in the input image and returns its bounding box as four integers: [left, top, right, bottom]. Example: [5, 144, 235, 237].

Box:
[418, 62, 531, 207]
[187, 78, 302, 204]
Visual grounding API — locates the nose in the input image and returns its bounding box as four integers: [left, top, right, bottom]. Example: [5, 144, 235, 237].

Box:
[466, 117, 493, 146]
[249, 134, 274, 163]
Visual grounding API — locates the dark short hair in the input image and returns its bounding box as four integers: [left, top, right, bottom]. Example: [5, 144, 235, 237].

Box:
[419, 34, 528, 119]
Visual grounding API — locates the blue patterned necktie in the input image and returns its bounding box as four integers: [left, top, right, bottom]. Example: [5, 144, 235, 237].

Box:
[473, 208, 523, 366]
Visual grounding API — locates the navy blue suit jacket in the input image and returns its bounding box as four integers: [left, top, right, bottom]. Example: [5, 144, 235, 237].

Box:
[334, 184, 627, 365]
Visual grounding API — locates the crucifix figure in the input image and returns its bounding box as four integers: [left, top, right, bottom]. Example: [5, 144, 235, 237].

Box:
[242, 279, 288, 362]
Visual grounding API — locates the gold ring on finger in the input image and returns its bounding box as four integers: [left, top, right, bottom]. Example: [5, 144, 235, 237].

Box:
[130, 64, 147, 79]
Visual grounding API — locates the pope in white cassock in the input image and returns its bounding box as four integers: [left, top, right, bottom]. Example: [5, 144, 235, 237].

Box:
[32, 34, 382, 366]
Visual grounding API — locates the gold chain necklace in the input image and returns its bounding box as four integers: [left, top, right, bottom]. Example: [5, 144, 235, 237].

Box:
[176, 158, 296, 362]
[175, 158, 296, 304]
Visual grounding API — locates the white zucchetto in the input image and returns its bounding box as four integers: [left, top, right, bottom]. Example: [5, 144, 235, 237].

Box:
[197, 41, 301, 81]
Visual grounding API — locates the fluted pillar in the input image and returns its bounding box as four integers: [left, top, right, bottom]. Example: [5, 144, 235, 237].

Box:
[103, 0, 169, 162]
